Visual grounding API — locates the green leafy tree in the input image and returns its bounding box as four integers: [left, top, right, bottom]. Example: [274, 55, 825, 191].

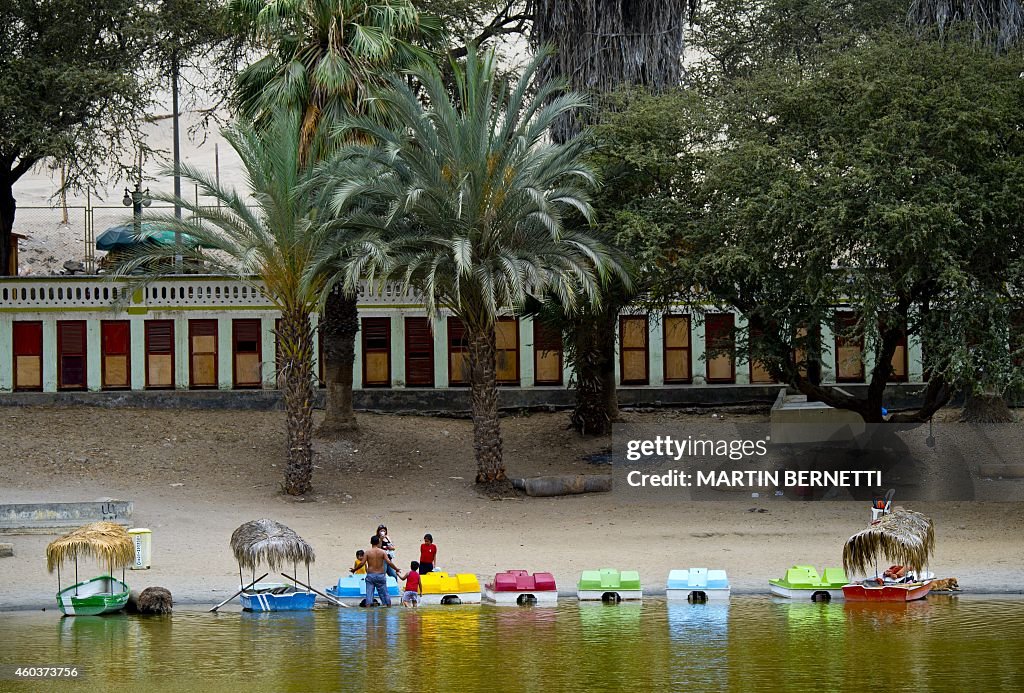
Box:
[687, 0, 904, 87]
[0, 0, 155, 275]
[673, 33, 1024, 422]
[417, 0, 532, 57]
[231, 0, 442, 436]
[319, 47, 624, 486]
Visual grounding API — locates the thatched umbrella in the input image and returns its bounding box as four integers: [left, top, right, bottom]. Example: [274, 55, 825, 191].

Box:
[46, 521, 134, 573]
[230, 519, 315, 586]
[842, 509, 935, 576]
[46, 521, 135, 590]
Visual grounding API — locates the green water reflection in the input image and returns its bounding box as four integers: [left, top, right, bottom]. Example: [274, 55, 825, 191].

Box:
[2, 597, 1022, 692]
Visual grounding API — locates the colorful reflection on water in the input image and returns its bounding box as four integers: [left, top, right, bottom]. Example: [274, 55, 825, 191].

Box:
[2, 597, 1022, 691]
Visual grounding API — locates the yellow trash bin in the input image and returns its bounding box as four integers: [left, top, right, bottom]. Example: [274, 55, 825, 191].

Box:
[127, 528, 152, 570]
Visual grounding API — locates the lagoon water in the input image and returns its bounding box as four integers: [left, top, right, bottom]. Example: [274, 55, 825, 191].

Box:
[2, 596, 1022, 691]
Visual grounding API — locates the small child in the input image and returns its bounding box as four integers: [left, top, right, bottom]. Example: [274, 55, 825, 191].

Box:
[402, 561, 421, 607]
[352, 550, 366, 575]
[418, 534, 437, 575]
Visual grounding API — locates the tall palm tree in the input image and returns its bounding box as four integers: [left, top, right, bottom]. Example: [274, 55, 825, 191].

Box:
[115, 111, 370, 495]
[232, 0, 442, 436]
[531, 0, 694, 141]
[529, 0, 694, 432]
[317, 46, 626, 487]
[909, 0, 1024, 51]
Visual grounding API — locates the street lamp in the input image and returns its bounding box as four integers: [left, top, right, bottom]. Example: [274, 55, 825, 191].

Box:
[122, 183, 152, 238]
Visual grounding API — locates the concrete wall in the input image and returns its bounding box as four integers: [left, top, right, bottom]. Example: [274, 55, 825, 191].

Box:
[0, 383, 965, 414]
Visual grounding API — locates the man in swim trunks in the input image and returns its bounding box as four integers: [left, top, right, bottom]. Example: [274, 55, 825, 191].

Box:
[351, 535, 403, 607]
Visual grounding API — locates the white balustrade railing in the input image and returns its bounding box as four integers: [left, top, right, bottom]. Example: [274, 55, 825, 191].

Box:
[0, 276, 423, 311]
[356, 280, 422, 304]
[0, 279, 131, 309]
[143, 279, 274, 308]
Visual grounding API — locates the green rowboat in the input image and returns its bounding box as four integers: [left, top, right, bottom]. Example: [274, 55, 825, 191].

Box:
[47, 522, 134, 617]
[56, 575, 130, 616]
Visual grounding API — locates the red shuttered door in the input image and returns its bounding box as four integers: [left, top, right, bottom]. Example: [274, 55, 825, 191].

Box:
[533, 322, 563, 386]
[145, 320, 175, 389]
[362, 317, 391, 387]
[101, 321, 131, 389]
[404, 318, 434, 387]
[189, 319, 218, 389]
[13, 321, 43, 391]
[705, 314, 736, 383]
[57, 320, 87, 390]
[233, 319, 262, 388]
[447, 317, 469, 386]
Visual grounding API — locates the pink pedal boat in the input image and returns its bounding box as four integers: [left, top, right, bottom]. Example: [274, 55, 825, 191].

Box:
[484, 570, 558, 605]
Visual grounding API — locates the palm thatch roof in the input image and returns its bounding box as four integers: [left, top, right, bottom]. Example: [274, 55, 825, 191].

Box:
[230, 519, 315, 571]
[842, 509, 935, 575]
[46, 521, 134, 573]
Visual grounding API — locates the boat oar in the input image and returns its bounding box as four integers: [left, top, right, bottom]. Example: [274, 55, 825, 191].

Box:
[281, 572, 348, 608]
[209, 572, 269, 613]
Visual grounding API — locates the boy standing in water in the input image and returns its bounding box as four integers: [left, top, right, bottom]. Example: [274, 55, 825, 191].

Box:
[419, 533, 437, 575]
[403, 561, 422, 607]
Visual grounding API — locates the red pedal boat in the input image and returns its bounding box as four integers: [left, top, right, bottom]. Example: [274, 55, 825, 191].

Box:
[842, 504, 937, 604]
[842, 579, 933, 602]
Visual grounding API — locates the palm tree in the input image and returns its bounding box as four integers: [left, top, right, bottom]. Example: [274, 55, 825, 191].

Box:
[909, 0, 1024, 51]
[529, 1, 694, 430]
[317, 46, 626, 487]
[531, 0, 694, 141]
[114, 111, 369, 495]
[232, 0, 442, 436]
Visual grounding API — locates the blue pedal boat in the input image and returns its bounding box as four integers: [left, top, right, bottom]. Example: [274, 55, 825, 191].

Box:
[326, 574, 401, 606]
[666, 569, 731, 601]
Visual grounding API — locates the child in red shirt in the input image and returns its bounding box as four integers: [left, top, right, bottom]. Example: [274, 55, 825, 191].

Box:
[419, 533, 437, 575]
[402, 562, 422, 607]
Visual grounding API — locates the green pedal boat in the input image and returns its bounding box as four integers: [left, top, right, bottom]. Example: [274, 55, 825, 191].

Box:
[769, 565, 848, 601]
[577, 568, 643, 602]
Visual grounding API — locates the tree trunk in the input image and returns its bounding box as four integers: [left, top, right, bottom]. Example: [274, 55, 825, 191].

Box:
[960, 391, 1016, 423]
[278, 305, 316, 495]
[569, 308, 619, 436]
[569, 317, 608, 435]
[599, 308, 620, 424]
[318, 286, 359, 437]
[0, 176, 15, 277]
[466, 323, 510, 490]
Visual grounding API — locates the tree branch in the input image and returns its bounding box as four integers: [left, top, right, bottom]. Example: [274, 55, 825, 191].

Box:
[10, 156, 39, 182]
[449, 1, 532, 59]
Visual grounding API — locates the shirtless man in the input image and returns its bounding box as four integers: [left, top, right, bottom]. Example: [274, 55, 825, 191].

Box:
[350, 535, 403, 607]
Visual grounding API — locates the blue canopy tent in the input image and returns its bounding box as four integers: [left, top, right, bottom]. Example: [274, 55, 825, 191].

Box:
[95, 222, 202, 251]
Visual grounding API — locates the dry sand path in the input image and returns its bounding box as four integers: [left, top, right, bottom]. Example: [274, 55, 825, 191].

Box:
[1, 408, 1021, 609]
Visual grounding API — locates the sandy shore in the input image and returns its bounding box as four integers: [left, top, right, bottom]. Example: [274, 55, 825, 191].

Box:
[2, 407, 1022, 609]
